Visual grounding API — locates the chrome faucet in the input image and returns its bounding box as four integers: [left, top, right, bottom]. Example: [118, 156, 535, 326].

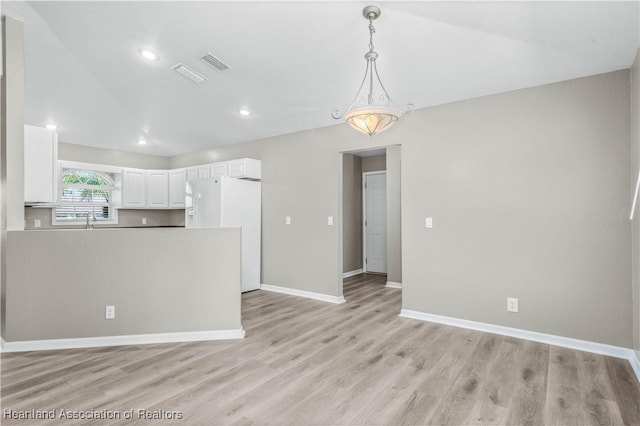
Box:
[85, 213, 94, 230]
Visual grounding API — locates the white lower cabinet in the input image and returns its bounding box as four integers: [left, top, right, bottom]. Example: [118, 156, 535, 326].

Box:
[169, 169, 187, 208]
[146, 170, 169, 208]
[122, 168, 146, 208]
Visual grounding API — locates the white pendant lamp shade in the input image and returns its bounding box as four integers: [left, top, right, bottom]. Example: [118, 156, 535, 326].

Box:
[332, 5, 412, 137]
[345, 107, 400, 136]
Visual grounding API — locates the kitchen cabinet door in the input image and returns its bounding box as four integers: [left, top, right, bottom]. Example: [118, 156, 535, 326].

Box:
[122, 168, 146, 208]
[227, 158, 261, 180]
[169, 169, 187, 208]
[187, 167, 198, 181]
[24, 125, 58, 204]
[210, 162, 227, 177]
[197, 165, 210, 179]
[146, 170, 169, 208]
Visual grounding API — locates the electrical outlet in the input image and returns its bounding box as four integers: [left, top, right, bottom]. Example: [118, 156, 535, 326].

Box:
[105, 305, 115, 320]
[34, 219, 41, 228]
[142, 217, 147, 225]
[425, 217, 433, 228]
[285, 216, 291, 225]
[507, 297, 519, 313]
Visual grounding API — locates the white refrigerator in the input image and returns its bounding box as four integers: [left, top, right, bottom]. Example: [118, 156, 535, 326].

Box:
[185, 177, 261, 292]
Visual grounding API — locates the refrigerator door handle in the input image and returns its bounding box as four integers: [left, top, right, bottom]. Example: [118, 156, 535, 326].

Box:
[194, 193, 201, 228]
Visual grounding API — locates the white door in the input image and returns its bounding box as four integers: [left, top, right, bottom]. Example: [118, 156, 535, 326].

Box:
[364, 172, 387, 273]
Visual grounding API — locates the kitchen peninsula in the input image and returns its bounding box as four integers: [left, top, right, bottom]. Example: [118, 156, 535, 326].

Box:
[2, 227, 243, 351]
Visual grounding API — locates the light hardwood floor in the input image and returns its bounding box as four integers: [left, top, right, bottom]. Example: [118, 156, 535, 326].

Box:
[2, 273, 639, 425]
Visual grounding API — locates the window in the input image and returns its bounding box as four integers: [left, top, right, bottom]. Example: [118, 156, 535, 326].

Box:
[53, 166, 119, 225]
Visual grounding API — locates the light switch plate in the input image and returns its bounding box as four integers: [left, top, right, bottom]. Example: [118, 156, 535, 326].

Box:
[425, 217, 433, 228]
[285, 216, 291, 225]
[328, 216, 334, 226]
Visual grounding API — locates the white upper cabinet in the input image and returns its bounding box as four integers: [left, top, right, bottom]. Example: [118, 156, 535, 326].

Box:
[122, 168, 146, 208]
[210, 162, 227, 177]
[24, 125, 58, 204]
[119, 159, 260, 211]
[197, 165, 210, 179]
[227, 158, 261, 180]
[187, 167, 198, 181]
[146, 170, 169, 208]
[169, 169, 187, 208]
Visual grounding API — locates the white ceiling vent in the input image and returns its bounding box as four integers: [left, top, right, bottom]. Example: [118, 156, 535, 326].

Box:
[201, 53, 231, 72]
[171, 63, 207, 84]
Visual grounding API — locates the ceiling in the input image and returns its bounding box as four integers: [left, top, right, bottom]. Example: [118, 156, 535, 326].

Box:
[4, 1, 639, 157]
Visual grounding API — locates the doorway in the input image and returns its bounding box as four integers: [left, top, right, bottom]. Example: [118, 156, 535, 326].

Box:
[341, 145, 402, 295]
[363, 171, 387, 273]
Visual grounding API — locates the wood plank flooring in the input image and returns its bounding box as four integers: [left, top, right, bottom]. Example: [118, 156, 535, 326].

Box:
[2, 273, 639, 425]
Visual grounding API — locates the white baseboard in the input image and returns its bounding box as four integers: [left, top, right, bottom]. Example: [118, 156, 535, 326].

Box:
[0, 328, 245, 353]
[261, 283, 345, 304]
[400, 309, 640, 384]
[385, 281, 402, 289]
[343, 269, 363, 278]
[630, 351, 640, 383]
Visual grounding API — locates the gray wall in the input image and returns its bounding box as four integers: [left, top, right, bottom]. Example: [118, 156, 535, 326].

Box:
[3, 17, 23, 232]
[169, 209, 186, 227]
[59, 142, 169, 169]
[402, 70, 632, 347]
[386, 146, 402, 284]
[1, 16, 25, 338]
[631, 48, 640, 357]
[361, 154, 386, 172]
[171, 130, 346, 297]
[342, 153, 362, 273]
[171, 70, 633, 347]
[5, 228, 241, 341]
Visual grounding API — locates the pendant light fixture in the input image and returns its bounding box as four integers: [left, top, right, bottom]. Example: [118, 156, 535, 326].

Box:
[332, 5, 413, 136]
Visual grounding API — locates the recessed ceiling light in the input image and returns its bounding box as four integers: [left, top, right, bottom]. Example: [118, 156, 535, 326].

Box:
[138, 48, 158, 61]
[239, 108, 251, 116]
[45, 124, 57, 130]
[138, 139, 147, 145]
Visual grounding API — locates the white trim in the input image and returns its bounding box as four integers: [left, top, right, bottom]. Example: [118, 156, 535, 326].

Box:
[400, 309, 640, 383]
[630, 351, 640, 383]
[59, 160, 123, 175]
[630, 170, 640, 220]
[385, 281, 402, 289]
[0, 328, 244, 353]
[343, 269, 363, 278]
[261, 283, 345, 304]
